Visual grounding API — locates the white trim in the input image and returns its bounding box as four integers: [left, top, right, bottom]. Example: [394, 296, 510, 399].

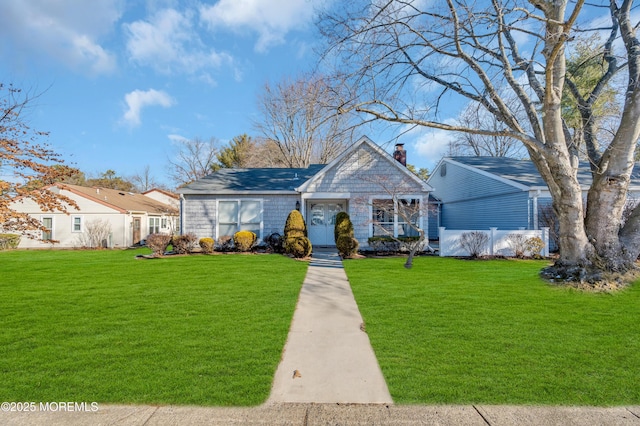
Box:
[41, 215, 54, 241]
[71, 215, 83, 233]
[368, 194, 424, 238]
[301, 192, 351, 199]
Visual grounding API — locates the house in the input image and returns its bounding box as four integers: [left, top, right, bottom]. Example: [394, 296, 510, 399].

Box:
[427, 156, 640, 234]
[9, 183, 179, 248]
[177, 137, 433, 248]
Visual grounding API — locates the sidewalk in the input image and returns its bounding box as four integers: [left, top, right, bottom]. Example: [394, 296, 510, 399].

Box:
[268, 248, 392, 404]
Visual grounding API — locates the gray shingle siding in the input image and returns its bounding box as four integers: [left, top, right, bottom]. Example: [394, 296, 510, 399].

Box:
[182, 194, 299, 241]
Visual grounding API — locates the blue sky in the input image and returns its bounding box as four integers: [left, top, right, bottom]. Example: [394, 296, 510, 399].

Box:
[0, 0, 445, 189]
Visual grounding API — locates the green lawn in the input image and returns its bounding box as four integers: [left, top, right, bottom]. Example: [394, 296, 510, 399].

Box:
[0, 249, 307, 406]
[344, 256, 640, 406]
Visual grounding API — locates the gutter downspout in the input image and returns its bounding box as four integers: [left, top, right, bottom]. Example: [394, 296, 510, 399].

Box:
[179, 194, 185, 235]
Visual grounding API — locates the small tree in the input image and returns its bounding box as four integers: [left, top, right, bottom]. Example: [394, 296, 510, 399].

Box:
[1, 84, 79, 236]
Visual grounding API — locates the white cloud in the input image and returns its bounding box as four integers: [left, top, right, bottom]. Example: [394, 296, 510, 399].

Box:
[199, 0, 320, 53]
[0, 0, 120, 75]
[413, 128, 456, 168]
[124, 8, 233, 80]
[123, 89, 174, 126]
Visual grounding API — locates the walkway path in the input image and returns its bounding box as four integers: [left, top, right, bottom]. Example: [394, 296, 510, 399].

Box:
[268, 249, 393, 404]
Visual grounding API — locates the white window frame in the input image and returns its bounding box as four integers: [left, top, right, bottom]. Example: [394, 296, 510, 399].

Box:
[368, 195, 423, 238]
[41, 216, 54, 241]
[149, 217, 160, 235]
[71, 216, 83, 233]
[216, 199, 263, 239]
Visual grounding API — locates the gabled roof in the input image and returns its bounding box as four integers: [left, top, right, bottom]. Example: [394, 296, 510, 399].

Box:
[58, 184, 177, 214]
[296, 136, 432, 192]
[177, 165, 326, 195]
[437, 156, 640, 190]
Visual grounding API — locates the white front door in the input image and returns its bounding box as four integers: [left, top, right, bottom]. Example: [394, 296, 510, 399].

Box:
[307, 202, 345, 246]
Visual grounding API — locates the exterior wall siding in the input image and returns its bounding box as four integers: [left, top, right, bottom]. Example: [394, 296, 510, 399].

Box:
[430, 161, 530, 231]
[305, 144, 428, 246]
[182, 194, 299, 241]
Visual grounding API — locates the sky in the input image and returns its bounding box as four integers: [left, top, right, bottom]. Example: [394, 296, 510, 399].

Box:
[0, 0, 445, 189]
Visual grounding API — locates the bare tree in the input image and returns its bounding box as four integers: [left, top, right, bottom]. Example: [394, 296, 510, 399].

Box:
[449, 101, 527, 158]
[74, 218, 112, 248]
[319, 0, 640, 281]
[254, 73, 354, 167]
[355, 174, 432, 268]
[131, 165, 162, 192]
[0, 83, 78, 235]
[168, 137, 219, 187]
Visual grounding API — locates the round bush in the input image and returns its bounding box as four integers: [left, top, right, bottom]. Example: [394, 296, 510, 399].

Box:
[336, 234, 359, 258]
[233, 230, 257, 252]
[285, 236, 312, 258]
[199, 237, 215, 254]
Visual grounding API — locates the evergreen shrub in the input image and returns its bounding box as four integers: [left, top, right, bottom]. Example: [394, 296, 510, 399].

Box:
[199, 237, 215, 254]
[233, 231, 257, 252]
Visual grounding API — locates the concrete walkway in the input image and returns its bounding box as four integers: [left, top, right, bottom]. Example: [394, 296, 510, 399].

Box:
[268, 248, 392, 404]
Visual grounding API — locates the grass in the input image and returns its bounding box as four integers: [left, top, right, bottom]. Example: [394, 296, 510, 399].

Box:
[343, 256, 640, 406]
[0, 249, 307, 406]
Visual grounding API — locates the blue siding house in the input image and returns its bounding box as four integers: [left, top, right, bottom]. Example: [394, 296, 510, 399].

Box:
[427, 156, 640, 236]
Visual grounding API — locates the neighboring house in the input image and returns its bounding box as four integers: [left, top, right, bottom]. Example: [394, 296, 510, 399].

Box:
[9, 183, 178, 248]
[178, 136, 433, 248]
[427, 156, 640, 233]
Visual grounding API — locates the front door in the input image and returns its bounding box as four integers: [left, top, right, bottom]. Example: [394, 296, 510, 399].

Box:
[132, 217, 141, 245]
[308, 202, 345, 246]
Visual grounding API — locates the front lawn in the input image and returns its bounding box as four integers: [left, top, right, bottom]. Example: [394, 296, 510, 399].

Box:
[0, 249, 307, 406]
[344, 256, 640, 405]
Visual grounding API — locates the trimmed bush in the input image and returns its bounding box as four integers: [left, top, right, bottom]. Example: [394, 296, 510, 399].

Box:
[146, 233, 172, 257]
[336, 234, 359, 258]
[0, 233, 20, 250]
[284, 210, 311, 257]
[172, 233, 198, 254]
[284, 210, 307, 238]
[233, 230, 257, 252]
[285, 236, 312, 258]
[334, 211, 352, 243]
[334, 212, 358, 257]
[199, 237, 215, 254]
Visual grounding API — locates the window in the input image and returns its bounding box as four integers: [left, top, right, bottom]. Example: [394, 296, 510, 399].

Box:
[72, 216, 82, 232]
[161, 218, 167, 229]
[42, 217, 53, 241]
[372, 199, 394, 237]
[149, 217, 160, 234]
[371, 198, 421, 237]
[218, 200, 262, 238]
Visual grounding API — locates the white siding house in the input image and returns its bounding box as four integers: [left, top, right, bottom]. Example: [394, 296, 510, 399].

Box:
[9, 184, 178, 248]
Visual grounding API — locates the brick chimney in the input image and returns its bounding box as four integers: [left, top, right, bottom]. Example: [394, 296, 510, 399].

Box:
[393, 143, 406, 166]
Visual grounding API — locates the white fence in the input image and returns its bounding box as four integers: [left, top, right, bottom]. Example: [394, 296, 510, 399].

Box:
[438, 227, 550, 257]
